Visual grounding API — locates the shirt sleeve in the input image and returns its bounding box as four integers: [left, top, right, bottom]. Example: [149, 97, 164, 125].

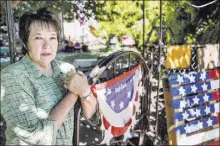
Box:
[1, 70, 57, 145]
[82, 104, 100, 126]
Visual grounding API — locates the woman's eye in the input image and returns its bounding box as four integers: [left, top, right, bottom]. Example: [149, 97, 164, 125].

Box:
[50, 37, 57, 40]
[35, 36, 42, 40]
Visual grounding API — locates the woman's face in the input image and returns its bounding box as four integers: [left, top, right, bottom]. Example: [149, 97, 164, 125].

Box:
[27, 22, 58, 68]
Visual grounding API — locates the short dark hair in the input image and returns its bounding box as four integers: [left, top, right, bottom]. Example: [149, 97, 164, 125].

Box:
[19, 7, 61, 55]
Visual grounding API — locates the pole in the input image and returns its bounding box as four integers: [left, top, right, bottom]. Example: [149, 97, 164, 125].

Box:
[155, 0, 162, 138]
[5, 0, 15, 64]
[142, 0, 145, 57]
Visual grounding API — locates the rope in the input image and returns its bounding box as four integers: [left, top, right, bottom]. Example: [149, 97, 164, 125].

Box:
[185, 0, 217, 8]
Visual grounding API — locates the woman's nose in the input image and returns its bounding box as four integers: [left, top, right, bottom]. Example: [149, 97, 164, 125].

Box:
[42, 39, 51, 49]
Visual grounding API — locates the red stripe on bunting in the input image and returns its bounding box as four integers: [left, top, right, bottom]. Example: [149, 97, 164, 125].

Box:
[111, 119, 132, 137]
[216, 114, 220, 124]
[207, 140, 220, 146]
[209, 69, 220, 79]
[103, 116, 110, 130]
[94, 64, 141, 90]
[135, 91, 138, 101]
[212, 90, 220, 101]
[133, 104, 136, 115]
[90, 85, 98, 98]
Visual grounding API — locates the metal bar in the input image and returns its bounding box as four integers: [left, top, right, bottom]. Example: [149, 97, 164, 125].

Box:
[155, 0, 163, 138]
[5, 0, 15, 64]
[142, 0, 145, 58]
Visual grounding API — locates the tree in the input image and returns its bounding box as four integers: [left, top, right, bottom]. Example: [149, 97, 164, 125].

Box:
[1, 0, 219, 47]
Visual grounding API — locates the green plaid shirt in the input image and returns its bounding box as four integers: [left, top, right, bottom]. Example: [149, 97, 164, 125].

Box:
[1, 55, 76, 145]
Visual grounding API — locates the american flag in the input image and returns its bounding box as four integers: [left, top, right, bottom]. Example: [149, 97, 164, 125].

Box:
[76, 0, 85, 25]
[91, 65, 143, 144]
[167, 68, 220, 145]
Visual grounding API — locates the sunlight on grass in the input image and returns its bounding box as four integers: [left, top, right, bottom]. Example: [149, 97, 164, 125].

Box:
[57, 53, 100, 64]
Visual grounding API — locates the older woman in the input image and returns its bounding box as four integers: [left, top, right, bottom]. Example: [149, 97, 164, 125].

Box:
[1, 7, 99, 145]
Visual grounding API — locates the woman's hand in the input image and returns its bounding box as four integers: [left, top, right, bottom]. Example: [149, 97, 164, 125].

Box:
[64, 70, 90, 98]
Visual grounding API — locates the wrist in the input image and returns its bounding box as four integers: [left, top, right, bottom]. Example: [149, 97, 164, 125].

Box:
[67, 92, 78, 100]
[80, 87, 91, 97]
[80, 87, 91, 100]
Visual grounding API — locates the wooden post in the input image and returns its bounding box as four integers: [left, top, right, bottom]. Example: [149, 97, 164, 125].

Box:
[5, 0, 15, 64]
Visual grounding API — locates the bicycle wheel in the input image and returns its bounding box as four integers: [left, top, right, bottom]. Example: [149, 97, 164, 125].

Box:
[75, 51, 150, 145]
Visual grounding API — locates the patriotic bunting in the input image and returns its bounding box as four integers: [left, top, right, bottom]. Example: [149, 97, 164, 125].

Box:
[169, 69, 220, 85]
[177, 127, 220, 145]
[174, 102, 219, 122]
[170, 79, 219, 97]
[175, 115, 220, 135]
[165, 68, 220, 145]
[91, 65, 143, 145]
[172, 91, 220, 109]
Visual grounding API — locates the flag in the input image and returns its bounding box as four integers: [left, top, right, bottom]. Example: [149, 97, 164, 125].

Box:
[170, 79, 219, 97]
[76, 0, 85, 25]
[166, 68, 220, 145]
[172, 91, 220, 109]
[91, 65, 143, 144]
[197, 44, 220, 71]
[169, 69, 220, 85]
[175, 115, 220, 135]
[165, 45, 192, 69]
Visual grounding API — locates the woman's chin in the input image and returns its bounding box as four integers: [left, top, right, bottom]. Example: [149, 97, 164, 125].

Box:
[41, 55, 54, 61]
[40, 58, 53, 67]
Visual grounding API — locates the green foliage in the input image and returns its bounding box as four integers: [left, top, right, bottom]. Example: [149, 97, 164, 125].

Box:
[94, 1, 145, 49]
[1, 0, 219, 49]
[13, 1, 77, 21]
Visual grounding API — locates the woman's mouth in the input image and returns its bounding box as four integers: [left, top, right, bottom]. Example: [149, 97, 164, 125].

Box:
[41, 53, 52, 57]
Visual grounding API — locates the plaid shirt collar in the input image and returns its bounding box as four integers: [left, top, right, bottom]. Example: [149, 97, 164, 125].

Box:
[21, 55, 62, 78]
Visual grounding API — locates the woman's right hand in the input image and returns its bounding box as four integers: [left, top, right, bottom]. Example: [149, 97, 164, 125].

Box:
[64, 70, 90, 98]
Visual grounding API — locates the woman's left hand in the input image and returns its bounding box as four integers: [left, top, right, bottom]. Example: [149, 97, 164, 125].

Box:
[64, 70, 90, 98]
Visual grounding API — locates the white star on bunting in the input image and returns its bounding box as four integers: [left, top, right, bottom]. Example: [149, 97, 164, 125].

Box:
[177, 75, 184, 84]
[203, 94, 209, 102]
[111, 100, 115, 109]
[195, 109, 201, 117]
[191, 84, 198, 93]
[119, 101, 124, 109]
[189, 75, 196, 83]
[179, 86, 186, 96]
[182, 111, 189, 120]
[207, 118, 213, 127]
[204, 106, 211, 114]
[200, 72, 207, 81]
[197, 121, 203, 129]
[192, 96, 200, 105]
[184, 124, 191, 134]
[106, 88, 111, 95]
[180, 99, 187, 108]
[201, 83, 208, 91]
[127, 91, 131, 98]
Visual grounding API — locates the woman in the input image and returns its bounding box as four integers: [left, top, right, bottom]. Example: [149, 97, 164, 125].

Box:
[1, 7, 99, 145]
